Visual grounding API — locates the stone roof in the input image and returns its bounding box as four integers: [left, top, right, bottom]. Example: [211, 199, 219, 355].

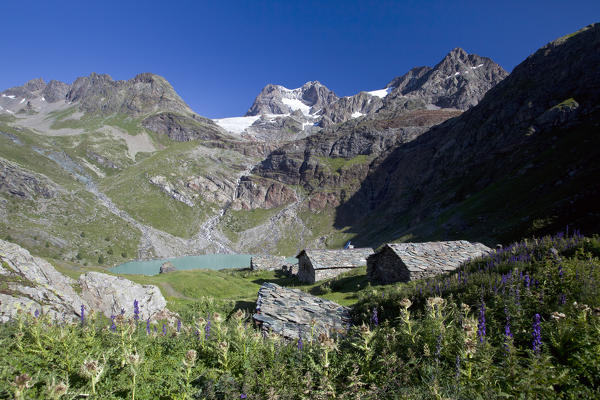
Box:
[297, 248, 374, 270]
[382, 241, 492, 272]
[253, 282, 351, 339]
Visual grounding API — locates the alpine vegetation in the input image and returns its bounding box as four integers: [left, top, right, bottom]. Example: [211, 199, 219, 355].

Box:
[0, 232, 598, 398]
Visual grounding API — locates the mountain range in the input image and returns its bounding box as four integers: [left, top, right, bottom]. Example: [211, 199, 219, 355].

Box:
[0, 23, 598, 267]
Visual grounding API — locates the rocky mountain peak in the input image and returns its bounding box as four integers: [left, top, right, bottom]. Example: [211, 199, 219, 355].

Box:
[23, 78, 46, 92]
[245, 81, 338, 117]
[65, 72, 192, 117]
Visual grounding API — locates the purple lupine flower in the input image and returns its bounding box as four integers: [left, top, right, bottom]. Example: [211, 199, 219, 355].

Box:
[80, 304, 85, 326]
[177, 319, 181, 333]
[504, 308, 513, 353]
[34, 309, 40, 318]
[559, 294, 566, 305]
[455, 354, 461, 379]
[120, 308, 125, 316]
[133, 299, 139, 321]
[477, 302, 486, 342]
[240, 394, 247, 399]
[146, 318, 151, 335]
[205, 318, 211, 339]
[297, 336, 303, 351]
[371, 308, 378, 326]
[110, 315, 116, 332]
[532, 314, 542, 354]
[524, 274, 530, 288]
[162, 324, 167, 336]
[558, 265, 563, 279]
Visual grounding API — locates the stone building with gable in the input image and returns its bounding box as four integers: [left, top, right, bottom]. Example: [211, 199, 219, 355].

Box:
[297, 248, 374, 283]
[367, 241, 492, 284]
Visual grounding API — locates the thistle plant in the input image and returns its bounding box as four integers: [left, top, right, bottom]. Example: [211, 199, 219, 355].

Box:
[126, 351, 142, 400]
[79, 358, 104, 394]
[11, 373, 33, 400]
[46, 378, 68, 399]
[181, 349, 197, 400]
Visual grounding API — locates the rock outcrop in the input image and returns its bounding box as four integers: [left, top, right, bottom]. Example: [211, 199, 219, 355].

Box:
[0, 158, 56, 199]
[0, 239, 85, 322]
[78, 271, 172, 321]
[253, 282, 351, 339]
[0, 239, 174, 323]
[246, 81, 338, 117]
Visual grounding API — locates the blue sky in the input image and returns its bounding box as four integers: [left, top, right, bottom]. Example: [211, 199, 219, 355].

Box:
[2, 1, 599, 118]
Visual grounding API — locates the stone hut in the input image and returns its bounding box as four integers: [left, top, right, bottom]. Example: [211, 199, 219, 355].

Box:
[250, 255, 286, 271]
[367, 241, 492, 284]
[297, 248, 374, 284]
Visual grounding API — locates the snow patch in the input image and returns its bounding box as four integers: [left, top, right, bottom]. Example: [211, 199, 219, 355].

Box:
[41, 97, 46, 102]
[1, 94, 16, 99]
[281, 97, 311, 115]
[367, 87, 394, 98]
[19, 98, 26, 104]
[471, 63, 484, 69]
[213, 115, 261, 134]
[351, 111, 364, 118]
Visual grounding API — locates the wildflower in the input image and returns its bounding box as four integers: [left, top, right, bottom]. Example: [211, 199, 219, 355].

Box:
[146, 318, 151, 335]
[110, 315, 116, 332]
[13, 373, 33, 391]
[233, 309, 245, 320]
[80, 304, 85, 326]
[177, 319, 181, 333]
[127, 352, 141, 367]
[423, 343, 430, 357]
[219, 341, 229, 351]
[399, 298, 412, 309]
[47, 378, 68, 399]
[212, 312, 222, 323]
[532, 314, 542, 354]
[183, 349, 197, 367]
[559, 294, 566, 305]
[120, 308, 125, 315]
[297, 336, 303, 351]
[162, 324, 167, 336]
[241, 394, 247, 399]
[504, 308, 513, 353]
[460, 303, 470, 314]
[551, 311, 566, 321]
[205, 318, 211, 339]
[477, 302, 486, 343]
[34, 309, 40, 318]
[133, 299, 139, 321]
[371, 308, 378, 326]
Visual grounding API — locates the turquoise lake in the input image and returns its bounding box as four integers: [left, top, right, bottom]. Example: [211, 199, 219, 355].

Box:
[110, 254, 297, 275]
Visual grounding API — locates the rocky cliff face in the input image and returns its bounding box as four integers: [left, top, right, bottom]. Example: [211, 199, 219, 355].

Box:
[246, 81, 338, 116]
[337, 23, 600, 244]
[0, 239, 175, 322]
[381, 48, 508, 113]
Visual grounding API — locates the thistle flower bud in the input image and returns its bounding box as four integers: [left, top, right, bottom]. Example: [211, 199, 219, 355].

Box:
[399, 298, 412, 309]
[233, 309, 245, 320]
[47, 379, 68, 399]
[13, 373, 32, 390]
[183, 349, 197, 367]
[127, 353, 141, 367]
[80, 359, 103, 379]
[212, 312, 223, 323]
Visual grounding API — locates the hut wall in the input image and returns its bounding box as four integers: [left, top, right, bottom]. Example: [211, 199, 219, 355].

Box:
[314, 267, 356, 282]
[367, 248, 410, 284]
[297, 255, 315, 283]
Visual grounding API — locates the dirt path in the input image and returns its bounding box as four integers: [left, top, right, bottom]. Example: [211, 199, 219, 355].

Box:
[158, 282, 196, 301]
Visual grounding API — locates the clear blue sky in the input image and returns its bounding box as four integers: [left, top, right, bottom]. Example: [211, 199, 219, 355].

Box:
[2, 1, 599, 118]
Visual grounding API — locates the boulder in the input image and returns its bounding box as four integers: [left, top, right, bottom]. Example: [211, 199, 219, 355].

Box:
[159, 261, 176, 274]
[253, 282, 351, 339]
[79, 272, 173, 321]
